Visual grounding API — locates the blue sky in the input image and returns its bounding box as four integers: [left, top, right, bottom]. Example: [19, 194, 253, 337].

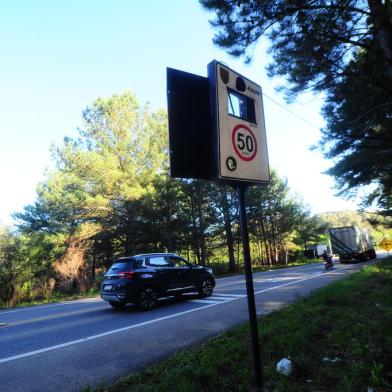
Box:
[0, 0, 358, 225]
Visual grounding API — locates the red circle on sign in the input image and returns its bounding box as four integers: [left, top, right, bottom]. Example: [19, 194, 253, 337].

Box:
[232, 124, 257, 161]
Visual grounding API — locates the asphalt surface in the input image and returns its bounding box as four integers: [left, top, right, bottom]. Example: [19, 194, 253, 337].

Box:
[0, 259, 380, 391]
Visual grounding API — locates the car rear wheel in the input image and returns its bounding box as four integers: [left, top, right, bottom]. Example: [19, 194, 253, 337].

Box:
[137, 286, 158, 310]
[198, 278, 213, 298]
[109, 301, 126, 309]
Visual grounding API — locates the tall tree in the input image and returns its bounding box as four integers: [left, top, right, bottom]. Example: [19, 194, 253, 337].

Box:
[247, 171, 306, 264]
[321, 47, 392, 214]
[215, 185, 238, 272]
[0, 228, 61, 305]
[180, 180, 217, 265]
[15, 91, 169, 285]
[201, 0, 392, 215]
[294, 211, 326, 249]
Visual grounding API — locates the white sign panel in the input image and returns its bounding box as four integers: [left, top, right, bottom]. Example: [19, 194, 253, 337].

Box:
[212, 61, 270, 183]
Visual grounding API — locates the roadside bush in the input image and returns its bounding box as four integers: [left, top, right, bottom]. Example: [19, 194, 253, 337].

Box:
[0, 263, 15, 306]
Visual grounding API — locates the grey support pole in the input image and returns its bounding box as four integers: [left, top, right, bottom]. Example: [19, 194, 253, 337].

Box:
[237, 183, 263, 390]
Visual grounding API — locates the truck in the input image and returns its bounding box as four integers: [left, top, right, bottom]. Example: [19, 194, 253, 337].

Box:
[328, 226, 377, 262]
[307, 244, 332, 258]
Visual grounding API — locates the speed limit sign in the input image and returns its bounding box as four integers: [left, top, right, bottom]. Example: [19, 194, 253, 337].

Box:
[208, 61, 270, 183]
[232, 124, 257, 161]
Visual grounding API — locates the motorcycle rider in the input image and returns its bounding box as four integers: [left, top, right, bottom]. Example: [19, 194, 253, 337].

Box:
[322, 250, 333, 268]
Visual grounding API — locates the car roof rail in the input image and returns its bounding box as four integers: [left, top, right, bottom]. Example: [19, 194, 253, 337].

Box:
[133, 252, 179, 258]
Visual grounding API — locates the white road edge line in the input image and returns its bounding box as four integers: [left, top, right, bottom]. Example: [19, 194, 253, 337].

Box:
[0, 265, 352, 365]
[212, 293, 246, 298]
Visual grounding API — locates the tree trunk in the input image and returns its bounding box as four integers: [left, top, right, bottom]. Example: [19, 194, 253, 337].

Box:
[190, 193, 201, 264]
[91, 256, 96, 287]
[236, 227, 242, 269]
[368, 0, 392, 81]
[220, 188, 236, 272]
[125, 200, 135, 254]
[259, 212, 271, 266]
[165, 179, 174, 252]
[196, 190, 207, 266]
[269, 214, 278, 265]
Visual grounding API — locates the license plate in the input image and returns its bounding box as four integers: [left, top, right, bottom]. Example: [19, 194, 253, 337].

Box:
[104, 285, 113, 291]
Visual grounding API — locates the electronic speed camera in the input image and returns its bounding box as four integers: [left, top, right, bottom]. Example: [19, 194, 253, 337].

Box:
[208, 61, 270, 183]
[167, 60, 270, 185]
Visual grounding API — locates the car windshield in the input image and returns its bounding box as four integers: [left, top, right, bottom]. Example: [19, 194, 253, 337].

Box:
[107, 259, 137, 273]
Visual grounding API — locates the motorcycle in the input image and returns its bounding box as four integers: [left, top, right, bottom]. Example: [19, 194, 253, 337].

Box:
[324, 256, 334, 270]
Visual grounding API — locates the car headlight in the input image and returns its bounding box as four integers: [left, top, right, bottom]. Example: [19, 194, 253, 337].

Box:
[207, 268, 213, 274]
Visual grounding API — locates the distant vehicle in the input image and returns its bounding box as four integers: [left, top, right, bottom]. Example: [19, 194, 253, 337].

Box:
[101, 253, 215, 310]
[328, 226, 377, 262]
[307, 244, 332, 258]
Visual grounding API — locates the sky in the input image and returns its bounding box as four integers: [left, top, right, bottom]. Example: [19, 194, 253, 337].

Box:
[0, 0, 359, 226]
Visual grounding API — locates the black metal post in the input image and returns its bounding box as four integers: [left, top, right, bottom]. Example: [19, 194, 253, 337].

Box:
[237, 184, 263, 390]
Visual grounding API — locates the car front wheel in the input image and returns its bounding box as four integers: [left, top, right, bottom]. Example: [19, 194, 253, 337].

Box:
[198, 278, 213, 298]
[137, 286, 158, 310]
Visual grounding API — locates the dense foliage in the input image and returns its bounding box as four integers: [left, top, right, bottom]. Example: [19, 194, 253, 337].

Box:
[0, 91, 326, 306]
[200, 0, 392, 216]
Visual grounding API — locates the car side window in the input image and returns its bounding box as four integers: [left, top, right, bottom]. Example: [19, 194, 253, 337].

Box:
[134, 258, 144, 268]
[170, 257, 189, 268]
[147, 256, 171, 267]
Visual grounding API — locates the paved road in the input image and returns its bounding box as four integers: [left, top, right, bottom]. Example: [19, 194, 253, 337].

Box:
[0, 260, 378, 391]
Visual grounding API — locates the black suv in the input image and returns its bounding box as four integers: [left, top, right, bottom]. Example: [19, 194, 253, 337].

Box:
[101, 253, 215, 310]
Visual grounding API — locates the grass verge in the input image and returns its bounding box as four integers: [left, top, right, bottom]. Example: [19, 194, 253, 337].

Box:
[84, 257, 392, 392]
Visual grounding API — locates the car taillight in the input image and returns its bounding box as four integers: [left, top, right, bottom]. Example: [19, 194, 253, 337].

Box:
[117, 271, 136, 279]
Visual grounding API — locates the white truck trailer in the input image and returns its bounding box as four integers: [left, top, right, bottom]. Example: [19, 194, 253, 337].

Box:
[307, 244, 331, 257]
[328, 226, 376, 262]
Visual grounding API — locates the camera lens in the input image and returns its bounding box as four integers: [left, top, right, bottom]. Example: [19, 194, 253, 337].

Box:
[236, 77, 246, 92]
[220, 68, 229, 84]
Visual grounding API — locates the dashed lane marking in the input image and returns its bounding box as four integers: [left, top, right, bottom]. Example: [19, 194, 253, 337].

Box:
[189, 293, 246, 304]
[189, 299, 223, 304]
[212, 293, 246, 298]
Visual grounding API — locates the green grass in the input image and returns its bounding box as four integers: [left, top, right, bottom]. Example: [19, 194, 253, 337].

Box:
[83, 257, 392, 392]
